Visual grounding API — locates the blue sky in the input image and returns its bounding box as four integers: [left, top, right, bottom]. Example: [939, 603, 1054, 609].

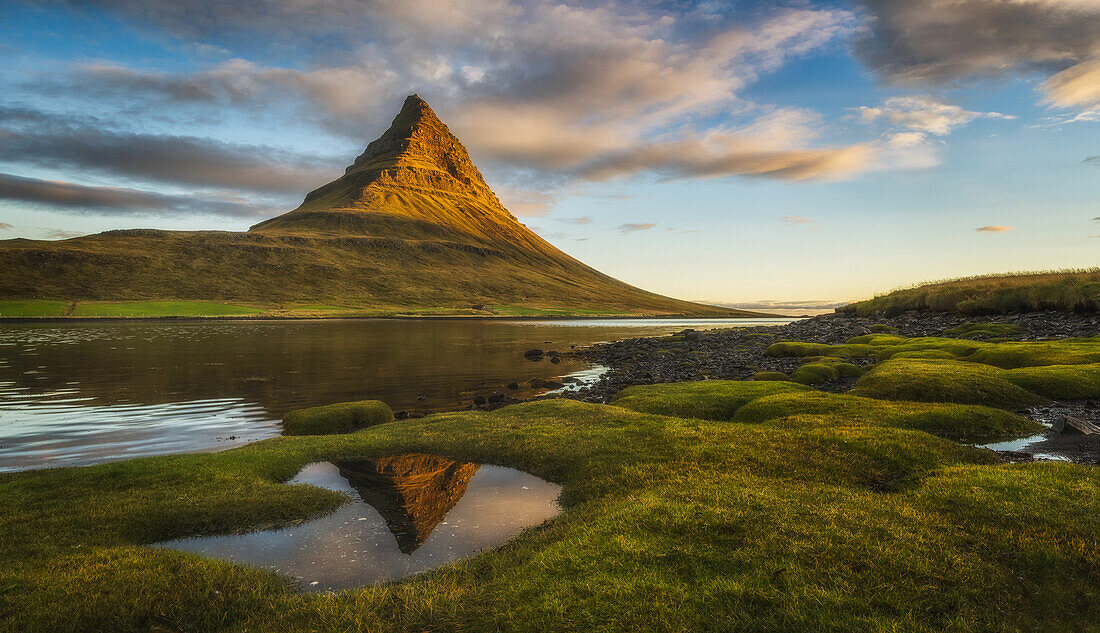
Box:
[1, 0, 1097, 308]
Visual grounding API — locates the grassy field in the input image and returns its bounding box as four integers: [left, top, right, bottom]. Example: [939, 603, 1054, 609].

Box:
[0, 300, 71, 317]
[839, 268, 1100, 315]
[2, 333, 1098, 632]
[0, 299, 741, 320]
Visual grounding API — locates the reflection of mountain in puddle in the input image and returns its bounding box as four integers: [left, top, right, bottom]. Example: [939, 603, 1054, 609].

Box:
[337, 454, 480, 554]
[154, 453, 562, 591]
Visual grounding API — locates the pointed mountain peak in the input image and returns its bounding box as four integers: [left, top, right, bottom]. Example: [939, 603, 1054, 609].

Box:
[343, 94, 482, 184]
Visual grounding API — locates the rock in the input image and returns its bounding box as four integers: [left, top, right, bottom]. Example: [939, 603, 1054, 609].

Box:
[529, 378, 564, 390]
[523, 349, 544, 359]
[488, 393, 505, 404]
[507, 382, 519, 390]
[550, 356, 561, 364]
[416, 394, 426, 401]
[473, 396, 487, 406]
[1053, 416, 1099, 435]
[394, 410, 409, 420]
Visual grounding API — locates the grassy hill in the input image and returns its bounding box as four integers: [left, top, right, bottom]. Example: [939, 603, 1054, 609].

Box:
[838, 269, 1100, 316]
[0, 96, 752, 319]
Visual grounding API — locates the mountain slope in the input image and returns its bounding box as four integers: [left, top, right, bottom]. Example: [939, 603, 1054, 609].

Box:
[0, 95, 754, 318]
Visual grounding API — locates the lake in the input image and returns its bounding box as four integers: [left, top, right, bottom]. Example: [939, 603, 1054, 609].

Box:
[0, 317, 792, 471]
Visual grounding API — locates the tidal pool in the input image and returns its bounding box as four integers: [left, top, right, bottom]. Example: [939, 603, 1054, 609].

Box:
[156, 454, 563, 591]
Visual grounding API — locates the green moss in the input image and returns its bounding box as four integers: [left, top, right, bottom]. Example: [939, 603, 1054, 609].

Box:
[281, 400, 394, 436]
[851, 359, 1046, 409]
[735, 391, 1040, 443]
[869, 324, 897, 333]
[612, 380, 809, 420]
[790, 363, 839, 385]
[846, 334, 909, 345]
[962, 338, 1100, 368]
[889, 349, 958, 360]
[945, 323, 1022, 339]
[1004, 364, 1100, 400]
[752, 371, 788, 381]
[1, 398, 1097, 632]
[765, 341, 877, 358]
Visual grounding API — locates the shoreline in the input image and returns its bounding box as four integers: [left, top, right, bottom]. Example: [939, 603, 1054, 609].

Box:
[0, 313, 789, 323]
[558, 310, 1100, 465]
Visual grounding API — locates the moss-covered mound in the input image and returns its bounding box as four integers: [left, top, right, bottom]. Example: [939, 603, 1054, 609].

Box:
[612, 380, 809, 420]
[851, 359, 1046, 408]
[735, 391, 1039, 442]
[282, 400, 394, 435]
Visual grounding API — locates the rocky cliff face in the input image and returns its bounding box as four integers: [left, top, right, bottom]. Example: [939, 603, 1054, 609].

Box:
[250, 95, 559, 259]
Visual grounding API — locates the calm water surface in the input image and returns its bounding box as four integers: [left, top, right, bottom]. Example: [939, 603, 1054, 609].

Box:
[157, 454, 562, 591]
[0, 318, 792, 470]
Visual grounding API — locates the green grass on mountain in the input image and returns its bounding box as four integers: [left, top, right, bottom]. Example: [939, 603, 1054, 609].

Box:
[2, 395, 1097, 633]
[0, 230, 748, 318]
[839, 268, 1100, 315]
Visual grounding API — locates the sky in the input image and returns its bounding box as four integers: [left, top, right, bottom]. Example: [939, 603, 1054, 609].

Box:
[0, 0, 1097, 309]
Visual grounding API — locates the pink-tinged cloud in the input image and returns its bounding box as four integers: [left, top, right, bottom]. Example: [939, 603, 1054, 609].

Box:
[619, 222, 656, 234]
[975, 225, 1014, 233]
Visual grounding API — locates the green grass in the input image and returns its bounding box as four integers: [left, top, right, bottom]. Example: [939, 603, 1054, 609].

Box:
[281, 400, 394, 435]
[1004, 364, 1100, 400]
[70, 301, 262, 317]
[838, 268, 1100, 315]
[1, 398, 1097, 632]
[752, 371, 788, 381]
[0, 300, 70, 317]
[612, 380, 809, 420]
[734, 391, 1040, 443]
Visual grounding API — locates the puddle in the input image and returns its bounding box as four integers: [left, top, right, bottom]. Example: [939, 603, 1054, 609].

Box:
[156, 454, 562, 591]
[978, 433, 1072, 462]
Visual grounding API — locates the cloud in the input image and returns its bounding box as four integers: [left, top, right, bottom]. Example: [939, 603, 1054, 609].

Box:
[1044, 59, 1100, 109]
[975, 225, 1015, 233]
[37, 2, 872, 186]
[0, 107, 341, 195]
[619, 222, 656, 234]
[857, 96, 1012, 136]
[43, 229, 85, 240]
[780, 215, 818, 229]
[1086, 157, 1100, 166]
[720, 299, 847, 311]
[0, 222, 13, 229]
[557, 216, 592, 225]
[0, 172, 277, 218]
[853, 0, 1100, 113]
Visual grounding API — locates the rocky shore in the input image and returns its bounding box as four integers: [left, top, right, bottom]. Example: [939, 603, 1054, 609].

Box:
[559, 311, 1100, 464]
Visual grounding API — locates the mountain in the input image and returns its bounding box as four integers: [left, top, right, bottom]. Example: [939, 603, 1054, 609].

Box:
[0, 95, 757, 318]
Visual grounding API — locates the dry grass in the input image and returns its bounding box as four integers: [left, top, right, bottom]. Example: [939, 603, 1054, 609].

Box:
[839, 268, 1100, 315]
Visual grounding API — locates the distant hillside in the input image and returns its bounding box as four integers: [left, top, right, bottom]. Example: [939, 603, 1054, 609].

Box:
[838, 269, 1100, 316]
[0, 95, 754, 318]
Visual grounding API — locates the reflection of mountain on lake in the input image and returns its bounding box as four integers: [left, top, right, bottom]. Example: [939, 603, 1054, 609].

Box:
[338, 454, 480, 554]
